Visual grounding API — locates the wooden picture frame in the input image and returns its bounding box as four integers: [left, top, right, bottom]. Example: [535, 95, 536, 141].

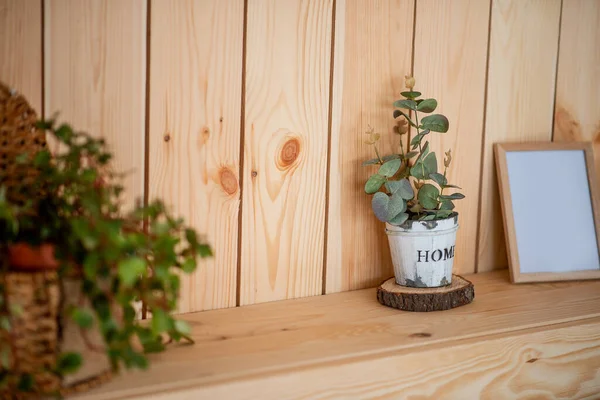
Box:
[494, 142, 600, 283]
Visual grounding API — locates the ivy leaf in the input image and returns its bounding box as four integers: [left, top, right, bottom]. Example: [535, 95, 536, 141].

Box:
[429, 172, 447, 186]
[57, 352, 82, 375]
[397, 178, 414, 200]
[365, 174, 386, 194]
[417, 184, 440, 209]
[151, 309, 172, 335]
[417, 99, 437, 113]
[400, 91, 421, 99]
[387, 193, 406, 220]
[421, 114, 449, 133]
[389, 212, 409, 226]
[378, 159, 402, 177]
[393, 99, 417, 111]
[440, 199, 455, 210]
[371, 192, 390, 222]
[71, 308, 94, 329]
[362, 157, 382, 166]
[117, 257, 147, 287]
[440, 193, 465, 200]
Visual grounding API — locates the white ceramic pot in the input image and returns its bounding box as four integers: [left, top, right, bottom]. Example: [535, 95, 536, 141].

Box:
[386, 214, 458, 288]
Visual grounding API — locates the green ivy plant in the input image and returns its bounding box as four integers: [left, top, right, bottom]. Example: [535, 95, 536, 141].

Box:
[363, 76, 464, 224]
[0, 120, 211, 396]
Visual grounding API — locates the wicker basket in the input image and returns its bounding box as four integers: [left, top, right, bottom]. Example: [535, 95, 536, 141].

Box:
[0, 82, 111, 398]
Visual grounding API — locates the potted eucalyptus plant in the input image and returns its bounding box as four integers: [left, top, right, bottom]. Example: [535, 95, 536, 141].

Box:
[363, 76, 464, 288]
[0, 110, 211, 397]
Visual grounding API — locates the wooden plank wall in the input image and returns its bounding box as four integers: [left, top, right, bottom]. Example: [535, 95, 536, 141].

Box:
[1, 0, 598, 311]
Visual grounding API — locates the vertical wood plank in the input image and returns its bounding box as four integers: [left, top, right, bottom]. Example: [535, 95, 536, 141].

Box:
[413, 0, 490, 275]
[553, 0, 600, 179]
[241, 0, 333, 304]
[325, 0, 414, 293]
[0, 0, 42, 112]
[149, 0, 244, 312]
[477, 0, 561, 272]
[44, 0, 146, 210]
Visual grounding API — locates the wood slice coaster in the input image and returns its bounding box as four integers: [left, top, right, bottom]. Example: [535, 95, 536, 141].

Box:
[377, 275, 474, 312]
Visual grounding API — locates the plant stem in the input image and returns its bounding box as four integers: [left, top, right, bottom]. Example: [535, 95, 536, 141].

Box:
[413, 109, 426, 178]
[374, 144, 383, 164]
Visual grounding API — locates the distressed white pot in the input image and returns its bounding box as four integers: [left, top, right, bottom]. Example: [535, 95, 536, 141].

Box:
[386, 214, 459, 288]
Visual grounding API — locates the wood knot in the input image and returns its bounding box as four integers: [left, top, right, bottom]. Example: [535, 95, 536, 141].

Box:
[164, 134, 171, 142]
[251, 170, 258, 178]
[526, 358, 539, 364]
[219, 167, 238, 195]
[409, 332, 432, 338]
[278, 138, 301, 169]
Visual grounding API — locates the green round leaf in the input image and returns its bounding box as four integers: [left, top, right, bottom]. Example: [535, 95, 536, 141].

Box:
[387, 192, 407, 220]
[397, 178, 414, 200]
[429, 172, 447, 186]
[393, 99, 417, 111]
[378, 159, 402, 177]
[362, 157, 381, 166]
[423, 152, 438, 175]
[400, 91, 421, 99]
[440, 199, 455, 210]
[389, 212, 409, 226]
[440, 192, 465, 200]
[371, 192, 390, 222]
[71, 308, 94, 329]
[57, 352, 82, 375]
[417, 184, 440, 210]
[421, 114, 449, 133]
[417, 99, 437, 113]
[385, 180, 400, 194]
[365, 174, 386, 194]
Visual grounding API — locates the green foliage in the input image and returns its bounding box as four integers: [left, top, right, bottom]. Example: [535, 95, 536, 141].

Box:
[0, 119, 212, 396]
[362, 77, 465, 224]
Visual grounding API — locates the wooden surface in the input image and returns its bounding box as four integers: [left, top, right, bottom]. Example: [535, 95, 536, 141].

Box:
[240, 0, 333, 304]
[0, 0, 42, 112]
[553, 0, 600, 179]
[495, 142, 600, 284]
[326, 0, 414, 293]
[477, 0, 561, 273]
[377, 275, 474, 312]
[44, 0, 146, 210]
[78, 270, 600, 399]
[413, 0, 490, 276]
[148, 0, 243, 312]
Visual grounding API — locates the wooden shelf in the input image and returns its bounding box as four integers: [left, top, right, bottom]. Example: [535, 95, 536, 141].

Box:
[78, 271, 600, 399]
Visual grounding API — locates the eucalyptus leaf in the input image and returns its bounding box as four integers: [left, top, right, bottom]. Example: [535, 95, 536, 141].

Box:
[404, 151, 418, 159]
[389, 212, 409, 226]
[400, 91, 421, 99]
[423, 152, 438, 175]
[429, 172, 447, 186]
[387, 192, 406, 220]
[393, 109, 418, 127]
[410, 203, 423, 213]
[440, 192, 465, 200]
[417, 98, 437, 113]
[434, 210, 453, 219]
[443, 184, 462, 189]
[393, 99, 417, 111]
[410, 133, 425, 149]
[378, 159, 402, 177]
[421, 114, 449, 133]
[417, 184, 440, 210]
[382, 154, 401, 162]
[385, 180, 401, 194]
[397, 178, 414, 200]
[365, 174, 386, 194]
[419, 214, 437, 221]
[371, 192, 390, 222]
[410, 162, 428, 180]
[415, 141, 430, 164]
[439, 199, 455, 210]
[362, 157, 381, 166]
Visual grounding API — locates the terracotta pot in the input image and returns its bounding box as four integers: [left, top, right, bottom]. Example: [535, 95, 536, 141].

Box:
[8, 242, 59, 270]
